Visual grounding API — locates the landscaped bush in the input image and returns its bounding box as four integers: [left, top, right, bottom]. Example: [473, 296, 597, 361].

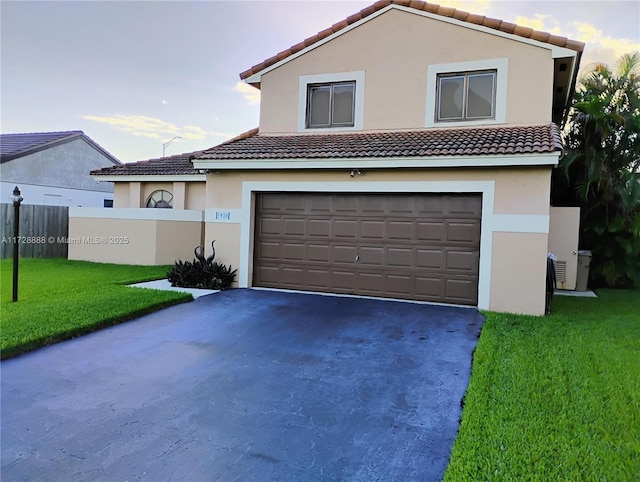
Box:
[167, 241, 237, 290]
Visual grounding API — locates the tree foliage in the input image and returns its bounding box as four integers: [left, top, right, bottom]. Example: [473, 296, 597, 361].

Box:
[552, 52, 640, 287]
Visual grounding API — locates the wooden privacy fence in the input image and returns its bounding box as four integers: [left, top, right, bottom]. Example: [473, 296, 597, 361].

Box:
[1, 203, 69, 258]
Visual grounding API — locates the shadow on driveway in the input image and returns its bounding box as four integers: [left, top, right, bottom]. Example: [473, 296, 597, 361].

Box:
[1, 289, 484, 481]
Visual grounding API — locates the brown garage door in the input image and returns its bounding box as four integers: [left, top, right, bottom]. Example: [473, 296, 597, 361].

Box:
[253, 192, 481, 305]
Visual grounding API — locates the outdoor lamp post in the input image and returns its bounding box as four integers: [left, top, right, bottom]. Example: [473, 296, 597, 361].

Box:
[162, 136, 182, 156]
[10, 186, 23, 302]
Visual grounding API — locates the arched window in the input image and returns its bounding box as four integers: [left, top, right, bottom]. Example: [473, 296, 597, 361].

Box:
[146, 190, 173, 208]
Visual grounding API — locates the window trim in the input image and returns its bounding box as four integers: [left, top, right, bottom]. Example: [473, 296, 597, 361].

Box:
[306, 81, 356, 128]
[298, 71, 365, 132]
[426, 59, 507, 127]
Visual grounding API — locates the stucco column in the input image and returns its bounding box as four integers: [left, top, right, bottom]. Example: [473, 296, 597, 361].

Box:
[172, 182, 186, 210]
[129, 182, 144, 208]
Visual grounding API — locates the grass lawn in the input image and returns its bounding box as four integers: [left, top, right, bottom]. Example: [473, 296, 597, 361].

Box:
[1, 258, 192, 359]
[445, 288, 640, 481]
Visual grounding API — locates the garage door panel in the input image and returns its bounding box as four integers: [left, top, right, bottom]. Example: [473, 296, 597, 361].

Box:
[334, 219, 357, 238]
[258, 241, 282, 260]
[416, 249, 445, 269]
[281, 267, 305, 285]
[307, 244, 330, 262]
[445, 278, 477, 304]
[333, 245, 357, 263]
[259, 194, 284, 211]
[309, 219, 332, 236]
[447, 222, 481, 244]
[308, 269, 331, 288]
[360, 196, 388, 215]
[359, 246, 384, 267]
[415, 276, 445, 299]
[417, 222, 445, 242]
[254, 193, 481, 305]
[309, 196, 332, 213]
[387, 247, 413, 268]
[260, 218, 282, 235]
[387, 221, 414, 241]
[358, 272, 385, 293]
[387, 196, 414, 215]
[282, 243, 305, 261]
[447, 250, 479, 273]
[386, 274, 412, 295]
[256, 265, 280, 284]
[333, 196, 359, 214]
[361, 220, 385, 239]
[416, 196, 444, 215]
[333, 271, 356, 289]
[284, 219, 305, 236]
[446, 197, 482, 217]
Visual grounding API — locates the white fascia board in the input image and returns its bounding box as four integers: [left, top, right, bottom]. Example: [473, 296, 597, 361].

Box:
[91, 174, 206, 182]
[193, 153, 560, 170]
[243, 4, 577, 84]
[69, 207, 204, 222]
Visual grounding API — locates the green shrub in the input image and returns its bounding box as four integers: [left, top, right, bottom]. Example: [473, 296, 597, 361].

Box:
[166, 241, 237, 290]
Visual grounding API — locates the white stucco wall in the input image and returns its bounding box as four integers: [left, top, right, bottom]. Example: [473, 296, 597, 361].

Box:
[0, 182, 113, 207]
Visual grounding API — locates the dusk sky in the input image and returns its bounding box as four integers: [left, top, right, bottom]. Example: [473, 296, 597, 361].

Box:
[2, 0, 639, 163]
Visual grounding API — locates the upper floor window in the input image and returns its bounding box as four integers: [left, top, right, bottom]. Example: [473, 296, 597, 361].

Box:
[306, 81, 355, 128]
[146, 190, 173, 208]
[425, 59, 507, 128]
[437, 71, 496, 122]
[298, 71, 364, 132]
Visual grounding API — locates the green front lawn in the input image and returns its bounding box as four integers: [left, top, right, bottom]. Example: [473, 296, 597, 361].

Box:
[0, 258, 191, 359]
[445, 289, 640, 481]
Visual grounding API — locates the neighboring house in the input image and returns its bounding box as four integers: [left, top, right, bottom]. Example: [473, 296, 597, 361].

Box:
[75, 0, 584, 315]
[0, 131, 120, 207]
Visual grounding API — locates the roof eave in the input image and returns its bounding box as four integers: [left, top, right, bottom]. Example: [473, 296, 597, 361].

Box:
[91, 174, 207, 182]
[240, 3, 583, 84]
[0, 132, 83, 162]
[0, 132, 121, 165]
[193, 152, 561, 171]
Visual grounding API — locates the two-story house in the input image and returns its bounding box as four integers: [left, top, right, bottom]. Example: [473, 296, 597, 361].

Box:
[77, 0, 583, 315]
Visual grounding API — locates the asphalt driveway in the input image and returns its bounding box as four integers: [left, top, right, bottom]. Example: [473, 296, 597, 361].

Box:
[1, 289, 484, 481]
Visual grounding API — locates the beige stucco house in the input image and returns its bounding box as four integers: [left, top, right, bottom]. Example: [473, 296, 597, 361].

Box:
[71, 0, 584, 315]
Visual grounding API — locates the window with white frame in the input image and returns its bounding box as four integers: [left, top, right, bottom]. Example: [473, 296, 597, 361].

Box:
[298, 71, 364, 132]
[306, 81, 355, 128]
[437, 70, 496, 122]
[425, 59, 507, 128]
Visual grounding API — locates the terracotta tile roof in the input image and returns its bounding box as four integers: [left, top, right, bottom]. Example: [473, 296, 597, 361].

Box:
[239, 0, 584, 80]
[91, 150, 205, 176]
[196, 124, 563, 160]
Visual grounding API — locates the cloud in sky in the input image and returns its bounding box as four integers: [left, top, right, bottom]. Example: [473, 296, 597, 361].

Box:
[510, 13, 639, 70]
[437, 0, 490, 15]
[571, 21, 640, 67]
[234, 81, 260, 105]
[83, 114, 230, 140]
[514, 14, 562, 35]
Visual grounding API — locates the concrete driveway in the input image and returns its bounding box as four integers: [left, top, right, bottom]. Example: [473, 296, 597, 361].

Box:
[1, 289, 484, 481]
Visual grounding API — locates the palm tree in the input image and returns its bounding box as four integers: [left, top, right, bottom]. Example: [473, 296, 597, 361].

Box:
[553, 52, 640, 287]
